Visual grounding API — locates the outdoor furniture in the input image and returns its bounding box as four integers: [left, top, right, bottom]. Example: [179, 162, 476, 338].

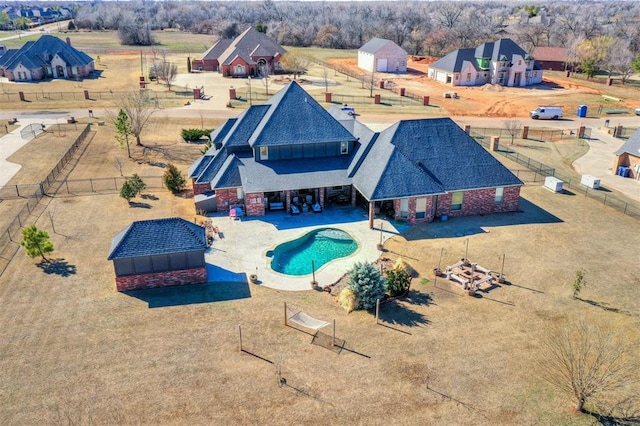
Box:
[302, 203, 309, 213]
[290, 205, 300, 215]
[312, 202, 322, 213]
[229, 207, 243, 220]
[269, 201, 284, 210]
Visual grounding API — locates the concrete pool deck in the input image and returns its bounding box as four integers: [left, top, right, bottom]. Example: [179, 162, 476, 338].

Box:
[203, 206, 407, 291]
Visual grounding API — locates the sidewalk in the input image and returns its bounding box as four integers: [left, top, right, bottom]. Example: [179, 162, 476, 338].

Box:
[0, 118, 58, 187]
[573, 128, 640, 201]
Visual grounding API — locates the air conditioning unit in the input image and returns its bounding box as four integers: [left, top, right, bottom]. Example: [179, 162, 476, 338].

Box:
[544, 176, 563, 193]
[580, 174, 600, 189]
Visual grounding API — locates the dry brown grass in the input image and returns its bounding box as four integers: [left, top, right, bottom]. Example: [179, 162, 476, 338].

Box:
[0, 127, 639, 424]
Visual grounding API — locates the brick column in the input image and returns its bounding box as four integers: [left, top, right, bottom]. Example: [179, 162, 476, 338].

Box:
[464, 125, 471, 134]
[351, 186, 357, 206]
[319, 188, 325, 209]
[522, 126, 529, 139]
[285, 190, 291, 212]
[368, 202, 375, 229]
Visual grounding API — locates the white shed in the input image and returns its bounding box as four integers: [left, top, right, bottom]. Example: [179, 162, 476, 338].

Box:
[358, 38, 407, 73]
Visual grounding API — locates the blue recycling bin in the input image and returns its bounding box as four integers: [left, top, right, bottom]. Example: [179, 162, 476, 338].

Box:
[577, 105, 588, 118]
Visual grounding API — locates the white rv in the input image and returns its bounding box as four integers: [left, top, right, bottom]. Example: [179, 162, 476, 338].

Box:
[530, 106, 563, 120]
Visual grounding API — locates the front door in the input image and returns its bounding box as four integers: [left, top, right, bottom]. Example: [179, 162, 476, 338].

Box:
[514, 72, 522, 86]
[56, 65, 64, 78]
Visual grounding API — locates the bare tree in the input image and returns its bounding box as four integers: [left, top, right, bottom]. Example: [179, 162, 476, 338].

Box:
[260, 63, 273, 96]
[536, 320, 638, 413]
[111, 88, 158, 147]
[114, 157, 126, 176]
[153, 50, 178, 91]
[503, 119, 521, 145]
[322, 65, 330, 93]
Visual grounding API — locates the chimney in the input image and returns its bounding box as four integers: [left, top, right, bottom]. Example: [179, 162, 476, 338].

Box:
[66, 37, 71, 46]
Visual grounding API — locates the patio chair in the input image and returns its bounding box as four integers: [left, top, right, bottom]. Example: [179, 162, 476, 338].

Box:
[290, 205, 300, 215]
[305, 195, 313, 204]
[312, 202, 322, 213]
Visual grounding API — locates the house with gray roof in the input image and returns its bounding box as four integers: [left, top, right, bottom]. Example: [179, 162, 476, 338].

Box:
[358, 38, 407, 73]
[612, 128, 640, 180]
[191, 27, 286, 77]
[108, 218, 208, 292]
[190, 81, 522, 227]
[0, 35, 94, 82]
[428, 38, 542, 87]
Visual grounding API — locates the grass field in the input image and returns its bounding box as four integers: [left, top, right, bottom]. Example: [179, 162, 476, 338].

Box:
[1, 30, 639, 425]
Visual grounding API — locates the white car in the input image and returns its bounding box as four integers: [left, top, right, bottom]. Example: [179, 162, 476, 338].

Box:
[635, 108, 640, 116]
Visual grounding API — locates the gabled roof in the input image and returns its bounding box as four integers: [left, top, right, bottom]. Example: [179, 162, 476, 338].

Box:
[359, 38, 406, 55]
[107, 218, 207, 260]
[224, 105, 269, 148]
[217, 27, 286, 66]
[431, 38, 530, 73]
[353, 118, 523, 201]
[0, 35, 93, 72]
[615, 128, 640, 157]
[249, 81, 356, 147]
[200, 38, 233, 61]
[430, 48, 478, 73]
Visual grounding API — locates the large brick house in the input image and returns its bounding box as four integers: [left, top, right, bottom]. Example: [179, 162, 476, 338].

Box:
[191, 27, 286, 77]
[108, 218, 208, 292]
[428, 38, 543, 87]
[189, 81, 522, 228]
[0, 35, 94, 81]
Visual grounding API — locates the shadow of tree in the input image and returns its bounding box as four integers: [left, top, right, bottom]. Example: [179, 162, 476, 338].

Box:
[140, 194, 158, 201]
[376, 291, 432, 327]
[37, 258, 77, 277]
[584, 408, 640, 426]
[576, 297, 632, 316]
[129, 201, 151, 209]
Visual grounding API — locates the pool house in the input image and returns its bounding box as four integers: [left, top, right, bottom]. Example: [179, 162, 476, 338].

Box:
[189, 81, 522, 227]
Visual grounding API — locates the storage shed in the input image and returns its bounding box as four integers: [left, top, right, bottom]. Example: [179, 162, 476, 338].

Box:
[108, 218, 208, 292]
[358, 38, 407, 73]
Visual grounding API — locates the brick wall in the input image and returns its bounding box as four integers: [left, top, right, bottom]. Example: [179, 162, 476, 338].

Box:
[192, 179, 212, 196]
[115, 267, 207, 292]
[393, 186, 521, 223]
[245, 192, 265, 216]
[215, 188, 243, 212]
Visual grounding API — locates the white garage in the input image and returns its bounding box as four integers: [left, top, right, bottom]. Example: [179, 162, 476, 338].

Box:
[358, 38, 407, 74]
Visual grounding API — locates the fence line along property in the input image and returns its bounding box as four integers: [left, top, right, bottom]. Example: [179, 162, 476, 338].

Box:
[0, 124, 93, 277]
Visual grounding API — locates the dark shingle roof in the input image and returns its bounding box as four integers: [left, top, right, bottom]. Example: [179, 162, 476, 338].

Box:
[0, 35, 93, 72]
[195, 149, 231, 184]
[225, 105, 269, 148]
[429, 48, 478, 73]
[200, 38, 233, 60]
[615, 128, 640, 156]
[354, 118, 522, 201]
[249, 81, 356, 147]
[431, 38, 530, 73]
[218, 27, 286, 65]
[108, 218, 207, 260]
[210, 118, 238, 145]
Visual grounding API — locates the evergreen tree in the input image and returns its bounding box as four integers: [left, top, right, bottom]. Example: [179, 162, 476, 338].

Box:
[114, 109, 133, 158]
[21, 225, 54, 261]
[347, 262, 386, 310]
[163, 164, 186, 194]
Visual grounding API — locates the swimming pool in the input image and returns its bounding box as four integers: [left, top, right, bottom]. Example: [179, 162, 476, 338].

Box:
[269, 228, 358, 276]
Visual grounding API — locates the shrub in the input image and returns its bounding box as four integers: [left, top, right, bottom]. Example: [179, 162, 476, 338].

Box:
[337, 287, 358, 313]
[120, 174, 146, 203]
[393, 258, 415, 277]
[347, 262, 386, 310]
[385, 267, 410, 297]
[181, 128, 212, 142]
[129, 174, 146, 195]
[163, 163, 186, 195]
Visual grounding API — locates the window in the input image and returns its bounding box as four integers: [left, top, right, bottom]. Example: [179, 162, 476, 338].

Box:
[250, 197, 262, 205]
[416, 198, 427, 219]
[518, 60, 521, 66]
[259, 146, 268, 160]
[399, 198, 409, 219]
[495, 187, 504, 204]
[451, 191, 463, 211]
[466, 73, 471, 82]
[340, 141, 348, 155]
[236, 188, 244, 200]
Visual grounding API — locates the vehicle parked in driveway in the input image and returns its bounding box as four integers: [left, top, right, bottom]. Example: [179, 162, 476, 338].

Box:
[635, 108, 640, 116]
[530, 106, 563, 120]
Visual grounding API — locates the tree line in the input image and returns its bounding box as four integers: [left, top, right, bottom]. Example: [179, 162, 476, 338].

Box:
[70, 1, 640, 78]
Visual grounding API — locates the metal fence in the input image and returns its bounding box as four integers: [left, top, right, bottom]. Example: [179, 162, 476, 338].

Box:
[472, 130, 640, 221]
[0, 124, 93, 277]
[0, 89, 193, 104]
[20, 123, 45, 139]
[471, 127, 575, 142]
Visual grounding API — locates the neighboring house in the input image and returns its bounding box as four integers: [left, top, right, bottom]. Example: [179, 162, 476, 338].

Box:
[191, 27, 286, 77]
[0, 35, 94, 81]
[358, 38, 408, 73]
[612, 129, 640, 180]
[531, 46, 570, 71]
[189, 81, 522, 227]
[108, 218, 208, 292]
[428, 38, 542, 87]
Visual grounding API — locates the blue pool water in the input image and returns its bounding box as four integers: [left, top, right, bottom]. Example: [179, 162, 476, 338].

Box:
[270, 228, 358, 276]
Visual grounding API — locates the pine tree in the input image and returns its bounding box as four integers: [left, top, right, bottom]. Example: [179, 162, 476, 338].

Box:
[163, 164, 186, 194]
[21, 225, 54, 261]
[347, 262, 386, 310]
[114, 109, 133, 158]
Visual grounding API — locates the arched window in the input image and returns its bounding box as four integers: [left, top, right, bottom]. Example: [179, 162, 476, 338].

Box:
[234, 64, 246, 76]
